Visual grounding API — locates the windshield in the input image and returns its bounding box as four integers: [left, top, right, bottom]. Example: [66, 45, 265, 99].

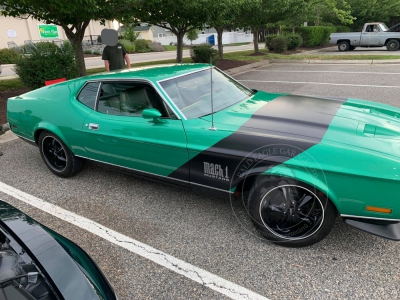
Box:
[380, 23, 389, 31]
[159, 68, 254, 119]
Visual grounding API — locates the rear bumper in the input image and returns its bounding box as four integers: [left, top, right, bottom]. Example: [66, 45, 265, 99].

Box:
[343, 217, 400, 241]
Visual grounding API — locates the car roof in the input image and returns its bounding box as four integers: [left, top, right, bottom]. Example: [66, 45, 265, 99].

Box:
[82, 63, 211, 82]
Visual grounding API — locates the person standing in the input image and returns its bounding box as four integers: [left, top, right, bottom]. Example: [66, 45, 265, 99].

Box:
[101, 29, 131, 71]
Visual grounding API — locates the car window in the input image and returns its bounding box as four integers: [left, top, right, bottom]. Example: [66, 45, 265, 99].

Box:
[159, 68, 254, 119]
[97, 82, 175, 118]
[77, 82, 100, 109]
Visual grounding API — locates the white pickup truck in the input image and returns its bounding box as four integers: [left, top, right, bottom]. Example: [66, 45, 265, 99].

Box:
[329, 22, 400, 51]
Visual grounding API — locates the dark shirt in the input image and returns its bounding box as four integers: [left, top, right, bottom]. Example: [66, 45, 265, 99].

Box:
[102, 43, 127, 71]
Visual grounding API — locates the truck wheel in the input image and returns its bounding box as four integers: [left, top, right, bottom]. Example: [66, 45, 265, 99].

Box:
[338, 41, 349, 51]
[247, 177, 337, 247]
[386, 39, 400, 51]
[349, 46, 356, 51]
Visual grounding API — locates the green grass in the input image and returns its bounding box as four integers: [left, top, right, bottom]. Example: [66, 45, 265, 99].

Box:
[0, 78, 25, 92]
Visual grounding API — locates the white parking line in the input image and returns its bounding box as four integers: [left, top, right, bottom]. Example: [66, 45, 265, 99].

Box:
[252, 70, 400, 75]
[0, 181, 269, 300]
[238, 80, 400, 89]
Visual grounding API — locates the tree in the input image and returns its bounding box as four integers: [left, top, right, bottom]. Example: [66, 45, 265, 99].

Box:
[313, 0, 355, 26]
[123, 0, 212, 63]
[122, 24, 140, 42]
[207, 0, 243, 59]
[0, 0, 135, 76]
[236, 0, 291, 53]
[186, 27, 199, 45]
[346, 0, 400, 29]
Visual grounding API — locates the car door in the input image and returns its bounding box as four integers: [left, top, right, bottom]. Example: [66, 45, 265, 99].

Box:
[81, 80, 189, 181]
[361, 24, 381, 46]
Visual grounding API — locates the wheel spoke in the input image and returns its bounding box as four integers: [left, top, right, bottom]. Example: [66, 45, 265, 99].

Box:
[259, 185, 324, 240]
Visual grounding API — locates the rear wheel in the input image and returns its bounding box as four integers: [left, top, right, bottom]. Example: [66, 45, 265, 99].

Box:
[247, 177, 337, 247]
[386, 39, 400, 51]
[338, 41, 349, 51]
[38, 131, 86, 178]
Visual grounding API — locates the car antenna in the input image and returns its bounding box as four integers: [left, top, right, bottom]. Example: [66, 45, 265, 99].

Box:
[209, 56, 217, 131]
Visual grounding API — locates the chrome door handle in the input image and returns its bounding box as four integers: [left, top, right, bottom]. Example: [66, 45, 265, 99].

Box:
[89, 123, 99, 130]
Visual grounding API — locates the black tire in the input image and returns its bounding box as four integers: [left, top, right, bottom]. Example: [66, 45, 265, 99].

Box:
[349, 46, 356, 51]
[38, 131, 86, 178]
[338, 41, 349, 52]
[247, 176, 337, 247]
[386, 39, 400, 51]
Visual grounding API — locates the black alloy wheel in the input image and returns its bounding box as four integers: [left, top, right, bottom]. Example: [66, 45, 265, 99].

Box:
[248, 177, 337, 247]
[38, 131, 86, 178]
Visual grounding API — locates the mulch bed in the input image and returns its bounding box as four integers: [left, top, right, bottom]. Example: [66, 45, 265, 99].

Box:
[0, 88, 31, 124]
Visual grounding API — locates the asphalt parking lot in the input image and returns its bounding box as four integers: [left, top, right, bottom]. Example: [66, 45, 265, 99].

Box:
[1, 62, 400, 299]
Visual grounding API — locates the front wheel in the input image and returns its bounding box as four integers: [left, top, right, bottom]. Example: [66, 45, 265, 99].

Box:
[247, 177, 337, 247]
[386, 39, 400, 51]
[338, 41, 349, 51]
[38, 131, 86, 178]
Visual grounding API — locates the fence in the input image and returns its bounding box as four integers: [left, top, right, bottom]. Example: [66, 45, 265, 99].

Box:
[154, 32, 253, 45]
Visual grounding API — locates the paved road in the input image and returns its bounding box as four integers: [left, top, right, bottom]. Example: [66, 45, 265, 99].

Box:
[312, 45, 400, 55]
[1, 63, 400, 299]
[0, 44, 255, 78]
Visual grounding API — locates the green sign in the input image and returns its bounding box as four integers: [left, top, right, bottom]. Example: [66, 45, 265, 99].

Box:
[38, 25, 59, 39]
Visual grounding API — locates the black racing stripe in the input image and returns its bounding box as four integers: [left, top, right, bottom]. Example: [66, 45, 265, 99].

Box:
[169, 94, 345, 190]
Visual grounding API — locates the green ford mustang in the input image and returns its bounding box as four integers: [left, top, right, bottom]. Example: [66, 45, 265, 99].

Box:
[6, 64, 400, 247]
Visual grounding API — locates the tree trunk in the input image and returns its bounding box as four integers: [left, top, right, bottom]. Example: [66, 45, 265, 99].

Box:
[176, 32, 185, 63]
[216, 26, 224, 60]
[252, 27, 259, 53]
[292, 25, 295, 34]
[63, 21, 89, 77]
[69, 38, 86, 76]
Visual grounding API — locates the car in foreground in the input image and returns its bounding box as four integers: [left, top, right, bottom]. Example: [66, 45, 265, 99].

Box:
[0, 200, 117, 300]
[6, 64, 400, 247]
[329, 22, 400, 51]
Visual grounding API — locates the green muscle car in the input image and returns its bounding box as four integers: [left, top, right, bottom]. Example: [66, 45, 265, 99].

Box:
[6, 64, 400, 247]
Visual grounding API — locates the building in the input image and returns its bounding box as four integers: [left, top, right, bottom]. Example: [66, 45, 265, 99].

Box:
[0, 15, 115, 49]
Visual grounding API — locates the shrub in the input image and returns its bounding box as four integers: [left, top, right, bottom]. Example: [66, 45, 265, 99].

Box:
[265, 34, 278, 51]
[134, 39, 151, 53]
[295, 26, 325, 46]
[84, 50, 92, 54]
[93, 51, 101, 55]
[321, 26, 337, 45]
[270, 36, 289, 53]
[119, 39, 136, 53]
[14, 41, 78, 89]
[149, 42, 165, 52]
[190, 43, 219, 65]
[285, 34, 303, 50]
[0, 48, 20, 64]
[97, 35, 102, 43]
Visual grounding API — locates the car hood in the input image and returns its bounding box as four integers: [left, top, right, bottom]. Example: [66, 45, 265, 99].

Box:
[201, 91, 400, 157]
[0, 200, 116, 300]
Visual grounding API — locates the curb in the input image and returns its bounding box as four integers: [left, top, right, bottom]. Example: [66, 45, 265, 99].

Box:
[225, 60, 270, 76]
[0, 130, 18, 145]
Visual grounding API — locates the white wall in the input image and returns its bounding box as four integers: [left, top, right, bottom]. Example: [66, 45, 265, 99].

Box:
[153, 32, 253, 45]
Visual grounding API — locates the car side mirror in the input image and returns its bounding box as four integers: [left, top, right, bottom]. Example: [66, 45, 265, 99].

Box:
[142, 108, 164, 123]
